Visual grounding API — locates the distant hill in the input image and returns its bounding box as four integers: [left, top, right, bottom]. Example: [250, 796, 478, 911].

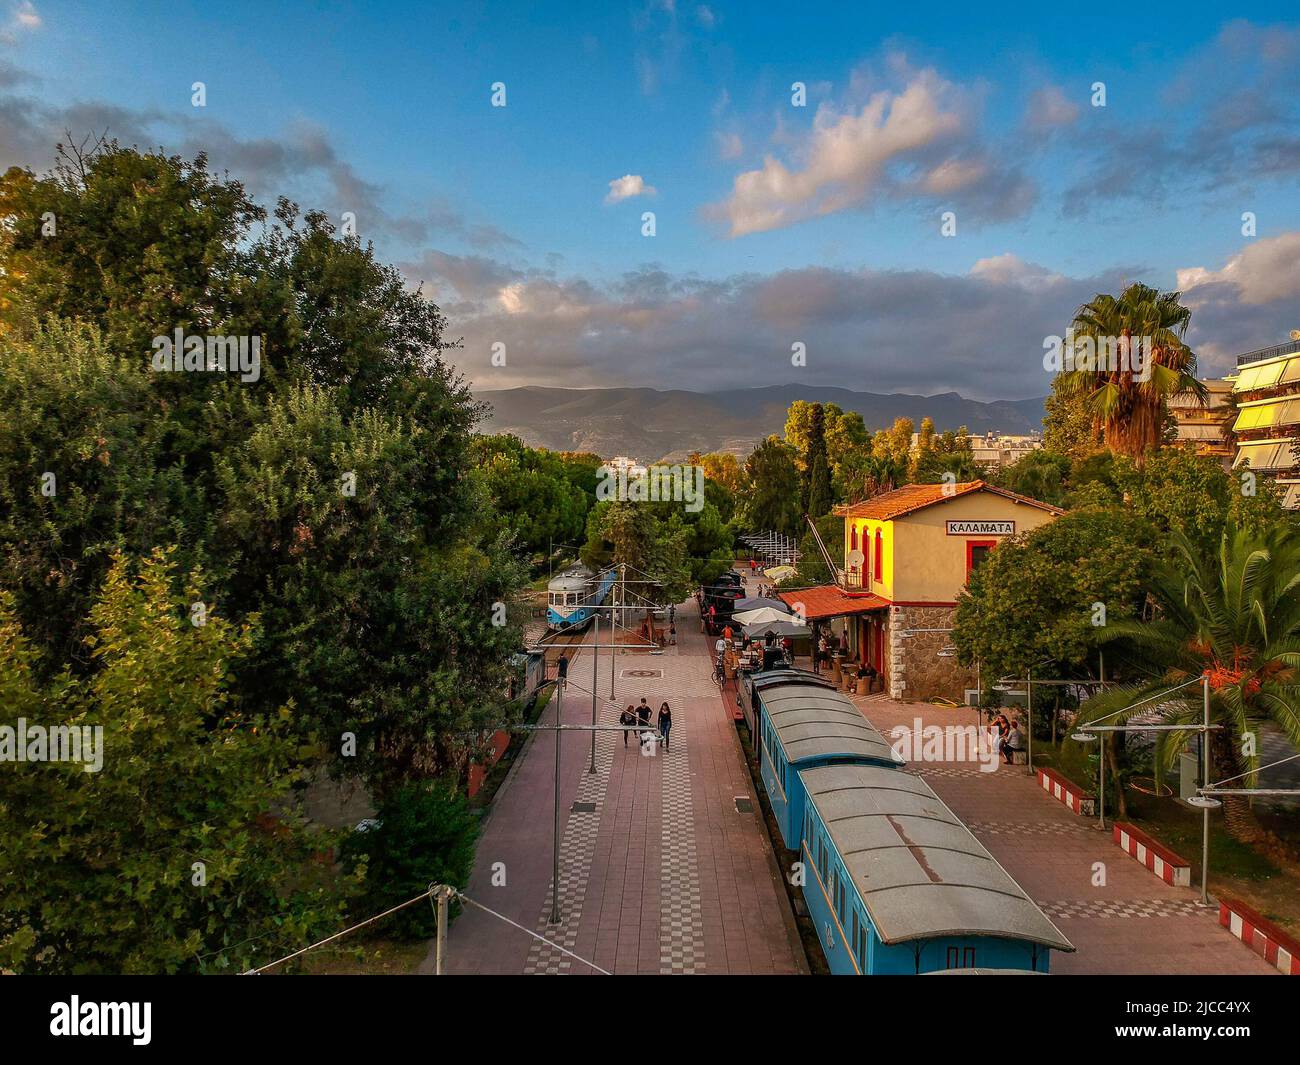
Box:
[473, 384, 1047, 463]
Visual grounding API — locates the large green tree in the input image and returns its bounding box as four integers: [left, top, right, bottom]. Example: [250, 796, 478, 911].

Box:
[954, 508, 1157, 682]
[0, 551, 347, 974]
[0, 143, 525, 794]
[739, 436, 802, 536]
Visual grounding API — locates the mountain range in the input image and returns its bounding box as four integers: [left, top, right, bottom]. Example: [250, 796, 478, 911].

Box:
[472, 384, 1048, 463]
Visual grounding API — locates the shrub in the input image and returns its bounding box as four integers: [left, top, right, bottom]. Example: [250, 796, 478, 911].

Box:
[340, 781, 478, 940]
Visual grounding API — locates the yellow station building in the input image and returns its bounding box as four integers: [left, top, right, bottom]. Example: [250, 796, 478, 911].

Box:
[786, 481, 1062, 702]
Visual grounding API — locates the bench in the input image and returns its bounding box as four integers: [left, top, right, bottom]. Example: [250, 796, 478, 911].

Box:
[1219, 896, 1300, 974]
[1035, 766, 1095, 816]
[1112, 822, 1191, 886]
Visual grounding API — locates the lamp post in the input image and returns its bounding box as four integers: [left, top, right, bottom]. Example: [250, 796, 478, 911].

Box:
[590, 612, 599, 774]
[1185, 675, 1222, 906]
[550, 662, 565, 924]
[1075, 676, 1221, 905]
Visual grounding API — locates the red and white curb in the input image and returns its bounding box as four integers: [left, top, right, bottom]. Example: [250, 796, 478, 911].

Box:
[1112, 822, 1190, 887]
[1219, 897, 1300, 975]
[1035, 767, 1095, 816]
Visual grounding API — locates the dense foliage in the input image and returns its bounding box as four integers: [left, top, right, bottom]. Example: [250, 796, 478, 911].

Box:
[0, 551, 349, 973]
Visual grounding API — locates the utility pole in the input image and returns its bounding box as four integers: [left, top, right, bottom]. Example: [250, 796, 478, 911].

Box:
[551, 663, 566, 924]
[590, 613, 599, 773]
[1201, 675, 1211, 906]
[433, 884, 452, 974]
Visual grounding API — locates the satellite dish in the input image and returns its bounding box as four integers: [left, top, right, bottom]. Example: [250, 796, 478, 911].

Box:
[846, 549, 865, 567]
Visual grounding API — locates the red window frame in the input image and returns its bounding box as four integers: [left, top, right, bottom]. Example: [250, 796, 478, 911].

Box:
[965, 540, 998, 581]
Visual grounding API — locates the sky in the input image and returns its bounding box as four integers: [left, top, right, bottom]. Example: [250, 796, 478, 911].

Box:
[3, 1, 1300, 400]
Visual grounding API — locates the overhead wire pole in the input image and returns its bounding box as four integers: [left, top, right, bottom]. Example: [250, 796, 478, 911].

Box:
[551, 664, 565, 924]
[590, 612, 599, 773]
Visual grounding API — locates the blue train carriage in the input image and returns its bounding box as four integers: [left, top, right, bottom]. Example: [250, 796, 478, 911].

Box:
[546, 565, 616, 631]
[797, 763, 1075, 975]
[755, 676, 903, 848]
[738, 668, 836, 737]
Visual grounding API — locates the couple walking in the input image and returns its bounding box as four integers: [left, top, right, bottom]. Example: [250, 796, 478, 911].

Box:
[619, 697, 673, 751]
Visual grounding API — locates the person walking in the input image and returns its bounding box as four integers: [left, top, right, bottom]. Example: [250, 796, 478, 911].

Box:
[637, 698, 652, 734]
[620, 705, 636, 747]
[657, 702, 673, 751]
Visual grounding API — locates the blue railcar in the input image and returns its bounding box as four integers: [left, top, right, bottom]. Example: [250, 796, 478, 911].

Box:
[546, 565, 617, 631]
[798, 763, 1073, 974]
[745, 671, 1074, 974]
[753, 672, 903, 848]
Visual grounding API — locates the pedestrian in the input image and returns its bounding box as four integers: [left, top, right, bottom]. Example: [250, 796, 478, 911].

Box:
[669, 622, 677, 645]
[637, 698, 651, 733]
[817, 632, 830, 673]
[722, 622, 733, 644]
[749, 558, 756, 574]
[620, 705, 636, 746]
[658, 702, 673, 750]
[764, 629, 776, 648]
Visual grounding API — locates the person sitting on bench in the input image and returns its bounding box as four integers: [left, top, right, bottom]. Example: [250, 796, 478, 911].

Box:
[1002, 718, 1024, 763]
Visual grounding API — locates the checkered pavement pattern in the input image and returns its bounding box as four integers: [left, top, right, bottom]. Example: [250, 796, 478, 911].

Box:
[1037, 897, 1211, 920]
[659, 706, 705, 973]
[523, 693, 618, 974]
[966, 819, 1097, 838]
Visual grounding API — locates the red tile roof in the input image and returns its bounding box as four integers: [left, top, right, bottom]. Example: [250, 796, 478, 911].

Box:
[778, 586, 889, 622]
[833, 480, 1064, 521]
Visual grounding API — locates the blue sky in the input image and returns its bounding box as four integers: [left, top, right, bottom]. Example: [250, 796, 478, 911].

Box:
[5, 1, 1300, 399]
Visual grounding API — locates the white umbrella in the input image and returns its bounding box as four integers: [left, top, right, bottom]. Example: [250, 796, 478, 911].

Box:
[732, 606, 798, 625]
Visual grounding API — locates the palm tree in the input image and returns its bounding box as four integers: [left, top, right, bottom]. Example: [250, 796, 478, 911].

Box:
[1058, 282, 1206, 460]
[1077, 523, 1300, 845]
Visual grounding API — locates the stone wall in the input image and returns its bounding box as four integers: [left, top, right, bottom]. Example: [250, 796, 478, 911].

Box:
[888, 604, 976, 703]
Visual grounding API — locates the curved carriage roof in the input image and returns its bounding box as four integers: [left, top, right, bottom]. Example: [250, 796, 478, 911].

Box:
[799, 763, 1073, 952]
[759, 680, 900, 766]
[748, 669, 837, 693]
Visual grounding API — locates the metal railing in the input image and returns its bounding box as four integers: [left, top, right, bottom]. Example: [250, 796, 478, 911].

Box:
[1235, 339, 1300, 366]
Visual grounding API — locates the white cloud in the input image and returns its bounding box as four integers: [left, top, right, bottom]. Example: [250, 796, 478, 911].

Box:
[1, 1, 40, 42]
[710, 65, 1028, 236]
[969, 253, 1066, 291]
[1178, 231, 1300, 305]
[1024, 84, 1080, 131]
[604, 173, 657, 204]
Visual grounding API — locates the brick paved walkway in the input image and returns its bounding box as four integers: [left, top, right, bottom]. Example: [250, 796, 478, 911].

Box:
[848, 695, 1277, 975]
[436, 584, 805, 974]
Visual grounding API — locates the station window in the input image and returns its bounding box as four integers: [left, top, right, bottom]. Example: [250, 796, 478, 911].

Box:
[965, 541, 997, 581]
[946, 946, 977, 969]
